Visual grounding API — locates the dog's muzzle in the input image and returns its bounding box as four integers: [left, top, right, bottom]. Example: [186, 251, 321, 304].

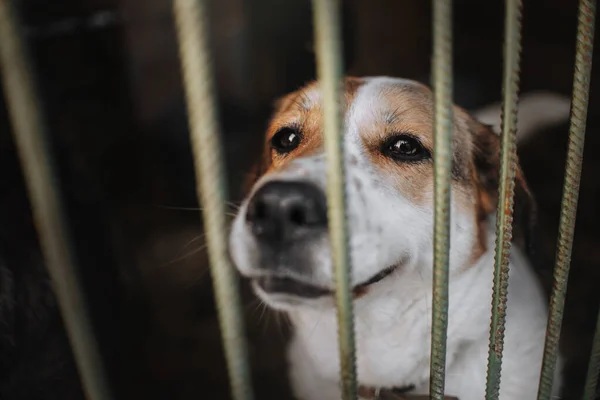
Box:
[241, 179, 403, 301]
[242, 180, 330, 298]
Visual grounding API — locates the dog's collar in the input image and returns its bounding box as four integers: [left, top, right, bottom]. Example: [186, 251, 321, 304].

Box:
[357, 384, 459, 400]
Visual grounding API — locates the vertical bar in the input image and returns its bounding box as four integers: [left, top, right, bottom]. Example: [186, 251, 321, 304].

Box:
[536, 0, 596, 398]
[484, 0, 523, 398]
[430, 0, 453, 399]
[583, 309, 600, 400]
[311, 1, 357, 399]
[172, 1, 254, 400]
[0, 2, 112, 400]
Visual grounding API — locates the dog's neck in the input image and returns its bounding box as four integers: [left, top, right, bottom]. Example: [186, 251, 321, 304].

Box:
[286, 230, 501, 392]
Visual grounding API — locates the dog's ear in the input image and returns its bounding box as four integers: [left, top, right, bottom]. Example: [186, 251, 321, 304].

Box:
[468, 118, 537, 257]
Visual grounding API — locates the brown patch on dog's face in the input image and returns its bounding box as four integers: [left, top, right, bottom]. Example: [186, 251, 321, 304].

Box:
[244, 78, 366, 193]
[359, 82, 435, 206]
[358, 82, 474, 207]
[352, 81, 534, 263]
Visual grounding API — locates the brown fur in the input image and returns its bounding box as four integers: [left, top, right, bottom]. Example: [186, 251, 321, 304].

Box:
[247, 77, 536, 265]
[244, 78, 366, 193]
[468, 116, 537, 258]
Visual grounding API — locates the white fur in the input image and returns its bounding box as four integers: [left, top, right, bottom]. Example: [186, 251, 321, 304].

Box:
[229, 77, 566, 400]
[286, 231, 562, 400]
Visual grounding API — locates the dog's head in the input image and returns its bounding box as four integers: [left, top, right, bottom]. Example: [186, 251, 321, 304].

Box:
[229, 76, 535, 310]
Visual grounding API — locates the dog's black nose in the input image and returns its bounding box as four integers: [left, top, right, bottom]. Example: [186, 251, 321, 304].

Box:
[246, 181, 328, 242]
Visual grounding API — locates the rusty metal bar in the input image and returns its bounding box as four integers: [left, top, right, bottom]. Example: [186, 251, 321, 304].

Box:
[0, 2, 112, 400]
[173, 1, 254, 400]
[484, 0, 523, 398]
[311, 1, 358, 399]
[583, 308, 600, 400]
[536, 0, 596, 398]
[430, 0, 453, 398]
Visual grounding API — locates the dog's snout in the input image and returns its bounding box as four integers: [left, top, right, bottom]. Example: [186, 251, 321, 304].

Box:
[246, 181, 328, 241]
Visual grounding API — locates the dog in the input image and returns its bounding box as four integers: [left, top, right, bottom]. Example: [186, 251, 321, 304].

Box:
[229, 76, 569, 400]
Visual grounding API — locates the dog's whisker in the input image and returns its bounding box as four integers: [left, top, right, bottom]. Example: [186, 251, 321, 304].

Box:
[261, 303, 275, 338]
[225, 201, 242, 210]
[163, 243, 208, 266]
[245, 296, 263, 311]
[181, 234, 206, 249]
[245, 299, 266, 324]
[258, 301, 268, 325]
[153, 202, 241, 216]
[273, 311, 289, 340]
[307, 308, 326, 341]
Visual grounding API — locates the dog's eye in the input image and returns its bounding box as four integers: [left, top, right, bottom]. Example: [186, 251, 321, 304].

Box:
[382, 135, 429, 161]
[271, 128, 301, 154]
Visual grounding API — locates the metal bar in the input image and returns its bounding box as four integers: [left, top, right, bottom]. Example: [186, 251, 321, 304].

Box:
[484, 0, 523, 398]
[429, 0, 453, 399]
[311, 0, 357, 399]
[536, 0, 596, 398]
[0, 2, 112, 400]
[172, 1, 254, 400]
[583, 308, 600, 400]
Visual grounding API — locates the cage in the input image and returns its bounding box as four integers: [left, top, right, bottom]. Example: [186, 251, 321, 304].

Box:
[0, 0, 599, 399]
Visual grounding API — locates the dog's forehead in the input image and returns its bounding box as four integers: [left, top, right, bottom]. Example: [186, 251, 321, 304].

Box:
[297, 76, 430, 113]
[266, 76, 475, 182]
[357, 76, 431, 99]
[347, 77, 433, 140]
[270, 77, 433, 135]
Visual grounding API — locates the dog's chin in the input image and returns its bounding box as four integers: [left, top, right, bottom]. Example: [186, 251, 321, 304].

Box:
[251, 279, 331, 311]
[249, 263, 401, 310]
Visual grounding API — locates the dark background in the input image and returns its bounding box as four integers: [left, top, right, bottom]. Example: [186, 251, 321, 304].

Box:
[1, 0, 599, 399]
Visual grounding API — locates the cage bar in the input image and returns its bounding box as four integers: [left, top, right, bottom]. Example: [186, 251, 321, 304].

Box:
[3, 0, 600, 398]
[172, 1, 254, 400]
[0, 2, 112, 400]
[429, 0, 453, 399]
[536, 0, 596, 399]
[484, 0, 523, 399]
[311, 1, 358, 399]
[583, 309, 600, 400]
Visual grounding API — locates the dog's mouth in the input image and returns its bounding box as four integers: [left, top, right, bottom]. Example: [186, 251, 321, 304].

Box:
[254, 264, 398, 299]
